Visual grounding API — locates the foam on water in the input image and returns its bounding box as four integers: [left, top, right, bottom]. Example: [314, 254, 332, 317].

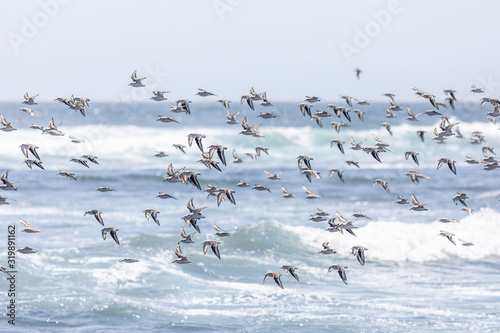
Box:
[281, 207, 500, 262]
[2, 101, 500, 332]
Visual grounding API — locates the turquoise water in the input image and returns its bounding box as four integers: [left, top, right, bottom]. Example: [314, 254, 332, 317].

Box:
[1, 99, 500, 332]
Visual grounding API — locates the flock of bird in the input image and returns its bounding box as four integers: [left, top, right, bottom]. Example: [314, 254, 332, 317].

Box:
[1, 69, 499, 289]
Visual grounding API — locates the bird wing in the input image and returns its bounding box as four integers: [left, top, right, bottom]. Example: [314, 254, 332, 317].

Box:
[411, 194, 420, 205]
[336, 211, 348, 224]
[202, 242, 210, 255]
[110, 229, 120, 245]
[232, 149, 239, 159]
[448, 160, 457, 175]
[187, 198, 195, 212]
[187, 134, 194, 147]
[406, 106, 413, 116]
[281, 186, 290, 195]
[19, 218, 32, 228]
[95, 212, 104, 226]
[302, 185, 312, 195]
[211, 243, 221, 259]
[289, 268, 299, 281]
[151, 212, 160, 226]
[437, 159, 445, 170]
[175, 243, 184, 258]
[339, 268, 348, 284]
[274, 275, 284, 289]
[21, 146, 29, 158]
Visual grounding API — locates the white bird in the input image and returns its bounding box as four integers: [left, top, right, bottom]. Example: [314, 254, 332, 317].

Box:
[202, 240, 221, 259]
[24, 159, 44, 170]
[144, 209, 160, 226]
[253, 184, 271, 193]
[154, 151, 168, 158]
[96, 186, 115, 192]
[232, 149, 244, 163]
[350, 136, 365, 150]
[82, 155, 99, 165]
[405, 151, 420, 165]
[102, 227, 120, 245]
[331, 139, 345, 154]
[17, 247, 37, 254]
[214, 224, 231, 237]
[351, 246, 368, 266]
[187, 133, 206, 152]
[264, 170, 282, 180]
[437, 157, 457, 175]
[19, 143, 40, 160]
[471, 85, 484, 93]
[281, 186, 294, 198]
[0, 170, 19, 191]
[173, 243, 192, 264]
[84, 210, 104, 226]
[373, 179, 390, 193]
[157, 192, 177, 200]
[180, 227, 196, 243]
[0, 195, 14, 205]
[129, 70, 148, 87]
[150, 91, 170, 101]
[396, 196, 409, 205]
[217, 99, 231, 110]
[196, 88, 216, 97]
[121, 259, 140, 263]
[157, 115, 179, 124]
[438, 230, 456, 245]
[318, 242, 337, 255]
[70, 157, 90, 168]
[328, 265, 348, 285]
[329, 168, 345, 183]
[303, 185, 321, 199]
[20, 107, 35, 116]
[435, 218, 459, 224]
[57, 171, 76, 180]
[19, 218, 41, 233]
[281, 265, 299, 281]
[406, 106, 422, 121]
[410, 194, 428, 211]
[225, 110, 241, 125]
[458, 239, 474, 246]
[23, 92, 39, 105]
[0, 114, 20, 132]
[263, 272, 284, 289]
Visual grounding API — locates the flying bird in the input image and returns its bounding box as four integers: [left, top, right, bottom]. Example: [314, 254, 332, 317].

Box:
[102, 227, 120, 245]
[263, 272, 284, 289]
[328, 265, 348, 285]
[281, 265, 299, 281]
[19, 218, 41, 233]
[202, 240, 221, 259]
[129, 70, 148, 87]
[355, 68, 362, 80]
[84, 210, 104, 226]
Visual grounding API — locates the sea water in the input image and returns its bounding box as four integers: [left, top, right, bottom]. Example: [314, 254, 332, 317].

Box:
[0, 99, 499, 332]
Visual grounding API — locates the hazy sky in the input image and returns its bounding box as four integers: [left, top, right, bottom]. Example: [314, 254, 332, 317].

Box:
[1, 0, 499, 102]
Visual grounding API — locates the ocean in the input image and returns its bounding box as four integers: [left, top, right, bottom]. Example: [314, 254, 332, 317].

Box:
[1, 97, 500, 332]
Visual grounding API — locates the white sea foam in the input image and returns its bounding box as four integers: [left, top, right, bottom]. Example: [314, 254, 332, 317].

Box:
[282, 207, 500, 262]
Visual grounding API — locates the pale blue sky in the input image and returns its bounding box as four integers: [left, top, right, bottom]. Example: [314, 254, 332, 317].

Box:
[1, 0, 499, 102]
